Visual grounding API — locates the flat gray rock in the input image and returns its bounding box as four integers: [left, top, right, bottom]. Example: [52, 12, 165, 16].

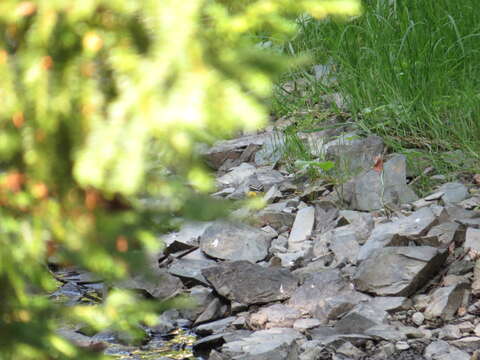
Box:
[438, 182, 469, 204]
[353, 246, 448, 296]
[357, 207, 437, 262]
[202, 261, 298, 305]
[424, 340, 470, 360]
[464, 227, 480, 252]
[200, 222, 273, 262]
[288, 269, 370, 323]
[250, 304, 302, 329]
[288, 206, 315, 251]
[168, 258, 217, 286]
[162, 221, 212, 253]
[334, 303, 388, 335]
[221, 328, 303, 360]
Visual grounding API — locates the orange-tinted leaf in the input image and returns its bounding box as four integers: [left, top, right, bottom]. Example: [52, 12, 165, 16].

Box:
[373, 155, 384, 173]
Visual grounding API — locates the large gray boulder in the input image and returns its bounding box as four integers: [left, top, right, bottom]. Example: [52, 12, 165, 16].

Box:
[200, 222, 273, 262]
[202, 261, 298, 305]
[353, 246, 448, 296]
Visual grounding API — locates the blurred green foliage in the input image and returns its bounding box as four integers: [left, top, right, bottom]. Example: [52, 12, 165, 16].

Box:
[0, 1, 359, 359]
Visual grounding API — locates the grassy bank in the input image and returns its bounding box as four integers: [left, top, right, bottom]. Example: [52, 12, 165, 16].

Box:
[272, 0, 480, 183]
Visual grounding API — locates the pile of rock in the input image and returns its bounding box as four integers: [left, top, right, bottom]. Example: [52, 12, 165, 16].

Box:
[143, 129, 480, 360]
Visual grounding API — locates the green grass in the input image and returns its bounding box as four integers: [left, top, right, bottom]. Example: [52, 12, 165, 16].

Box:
[272, 0, 480, 180]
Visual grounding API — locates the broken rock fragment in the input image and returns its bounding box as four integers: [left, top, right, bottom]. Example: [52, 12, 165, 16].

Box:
[353, 246, 448, 296]
[200, 221, 273, 262]
[202, 261, 297, 305]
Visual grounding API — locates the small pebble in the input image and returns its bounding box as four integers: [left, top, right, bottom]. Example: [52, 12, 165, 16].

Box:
[395, 341, 410, 351]
[412, 312, 425, 326]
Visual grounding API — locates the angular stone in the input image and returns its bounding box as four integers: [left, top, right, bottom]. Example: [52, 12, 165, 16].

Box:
[288, 206, 315, 251]
[256, 202, 296, 230]
[204, 133, 270, 170]
[162, 221, 212, 253]
[345, 154, 418, 211]
[325, 134, 384, 175]
[329, 226, 360, 265]
[337, 210, 374, 243]
[464, 227, 480, 252]
[217, 163, 256, 188]
[293, 318, 322, 331]
[438, 182, 469, 204]
[357, 207, 437, 262]
[202, 261, 297, 305]
[200, 222, 273, 262]
[450, 337, 480, 352]
[168, 258, 217, 286]
[334, 303, 387, 334]
[289, 269, 370, 323]
[194, 297, 228, 325]
[353, 246, 448, 296]
[424, 340, 470, 360]
[221, 328, 303, 360]
[422, 222, 461, 248]
[250, 304, 302, 329]
[194, 317, 236, 336]
[424, 283, 470, 320]
[119, 268, 182, 299]
[367, 296, 411, 313]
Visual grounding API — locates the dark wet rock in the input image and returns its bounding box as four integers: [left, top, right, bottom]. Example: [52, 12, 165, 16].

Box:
[424, 283, 470, 320]
[199, 222, 273, 262]
[424, 340, 470, 360]
[288, 206, 315, 251]
[344, 154, 418, 211]
[167, 258, 216, 286]
[194, 317, 236, 336]
[357, 207, 437, 262]
[353, 246, 448, 296]
[249, 304, 302, 329]
[289, 269, 370, 323]
[202, 261, 297, 305]
[221, 328, 303, 360]
[334, 303, 388, 335]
